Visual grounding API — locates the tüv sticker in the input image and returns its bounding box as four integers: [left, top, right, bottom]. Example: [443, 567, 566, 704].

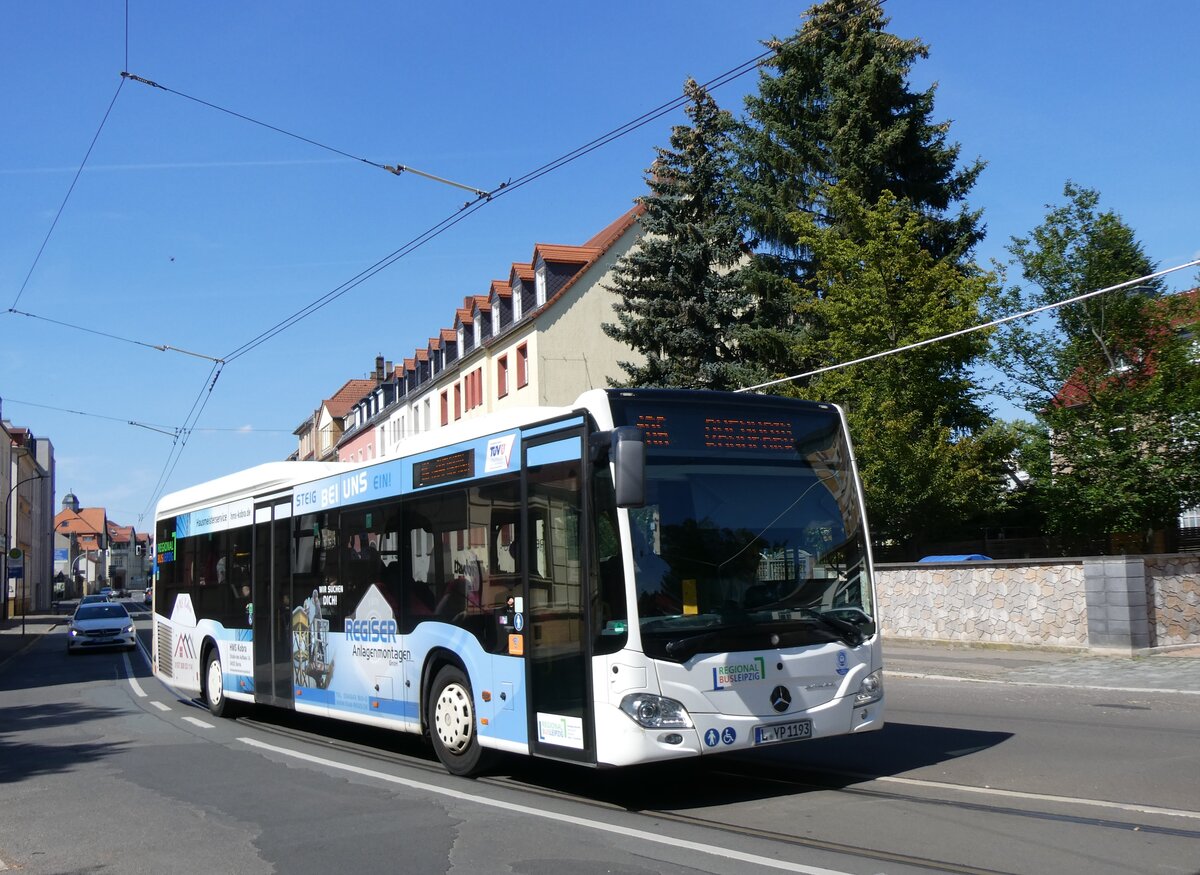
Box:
[485, 434, 517, 472]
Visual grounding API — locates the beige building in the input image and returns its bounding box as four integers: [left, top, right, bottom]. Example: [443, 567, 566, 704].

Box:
[334, 206, 647, 461]
[3, 421, 55, 617]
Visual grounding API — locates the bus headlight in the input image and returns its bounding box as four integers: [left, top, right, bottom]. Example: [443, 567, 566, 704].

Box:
[619, 693, 693, 729]
[854, 670, 883, 706]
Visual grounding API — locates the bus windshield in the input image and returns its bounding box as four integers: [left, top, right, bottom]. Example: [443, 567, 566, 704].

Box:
[609, 391, 875, 661]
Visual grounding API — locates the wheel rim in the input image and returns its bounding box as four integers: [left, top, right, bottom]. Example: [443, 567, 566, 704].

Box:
[207, 658, 223, 707]
[433, 681, 473, 754]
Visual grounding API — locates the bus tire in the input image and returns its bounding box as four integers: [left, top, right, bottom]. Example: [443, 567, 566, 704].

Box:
[427, 664, 490, 777]
[204, 649, 238, 719]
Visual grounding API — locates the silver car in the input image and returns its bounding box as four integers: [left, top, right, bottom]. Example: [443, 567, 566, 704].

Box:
[67, 602, 137, 654]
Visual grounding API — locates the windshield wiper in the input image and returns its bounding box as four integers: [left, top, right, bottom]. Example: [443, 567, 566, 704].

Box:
[800, 608, 864, 648]
[663, 629, 726, 661]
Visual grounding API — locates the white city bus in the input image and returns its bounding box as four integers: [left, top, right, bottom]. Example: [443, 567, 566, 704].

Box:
[151, 388, 883, 775]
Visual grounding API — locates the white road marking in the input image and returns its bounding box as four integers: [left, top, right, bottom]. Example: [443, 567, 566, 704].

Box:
[182, 716, 214, 729]
[123, 651, 148, 698]
[889, 670, 1200, 696]
[871, 774, 1200, 821]
[239, 737, 854, 875]
[151, 701, 171, 712]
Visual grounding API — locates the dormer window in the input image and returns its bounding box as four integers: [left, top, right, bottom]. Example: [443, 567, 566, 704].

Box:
[473, 313, 481, 347]
[457, 325, 465, 352]
[513, 282, 523, 321]
[492, 301, 500, 335]
[535, 261, 547, 307]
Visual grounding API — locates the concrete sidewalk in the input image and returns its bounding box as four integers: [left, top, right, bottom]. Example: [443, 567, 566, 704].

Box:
[885, 638, 1200, 693]
[0, 611, 65, 670]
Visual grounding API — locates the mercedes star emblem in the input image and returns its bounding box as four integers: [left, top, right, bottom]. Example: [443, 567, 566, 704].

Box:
[770, 685, 791, 712]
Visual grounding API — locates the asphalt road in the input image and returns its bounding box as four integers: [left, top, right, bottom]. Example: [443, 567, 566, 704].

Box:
[0, 616, 1196, 875]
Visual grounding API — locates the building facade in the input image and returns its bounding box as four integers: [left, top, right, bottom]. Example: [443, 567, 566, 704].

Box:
[3, 421, 55, 616]
[332, 206, 646, 463]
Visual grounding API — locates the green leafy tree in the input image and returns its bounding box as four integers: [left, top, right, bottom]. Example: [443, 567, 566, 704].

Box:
[602, 79, 749, 389]
[792, 186, 1012, 550]
[989, 182, 1200, 550]
[734, 0, 984, 382]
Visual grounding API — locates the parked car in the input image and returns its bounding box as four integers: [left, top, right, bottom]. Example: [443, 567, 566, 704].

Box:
[99, 586, 115, 599]
[66, 602, 136, 654]
[79, 594, 109, 606]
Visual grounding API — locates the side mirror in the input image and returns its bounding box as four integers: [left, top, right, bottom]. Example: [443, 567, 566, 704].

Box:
[610, 426, 645, 508]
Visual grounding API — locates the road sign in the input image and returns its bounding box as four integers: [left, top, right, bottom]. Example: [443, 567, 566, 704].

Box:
[7, 548, 22, 578]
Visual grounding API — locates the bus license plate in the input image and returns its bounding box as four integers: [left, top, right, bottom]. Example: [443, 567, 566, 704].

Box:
[754, 719, 813, 745]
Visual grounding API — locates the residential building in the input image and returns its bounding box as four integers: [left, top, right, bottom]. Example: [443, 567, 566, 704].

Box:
[2, 420, 55, 617]
[106, 521, 150, 592]
[54, 498, 109, 596]
[336, 206, 647, 461]
[291, 372, 380, 463]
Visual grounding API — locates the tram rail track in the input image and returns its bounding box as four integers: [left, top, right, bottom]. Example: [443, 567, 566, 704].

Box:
[232, 710, 1199, 874]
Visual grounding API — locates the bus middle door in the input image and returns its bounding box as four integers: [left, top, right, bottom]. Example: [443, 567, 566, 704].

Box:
[522, 428, 596, 764]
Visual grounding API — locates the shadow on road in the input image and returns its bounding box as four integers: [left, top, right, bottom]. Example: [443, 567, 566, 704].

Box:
[0, 703, 129, 784]
[501, 721, 1012, 811]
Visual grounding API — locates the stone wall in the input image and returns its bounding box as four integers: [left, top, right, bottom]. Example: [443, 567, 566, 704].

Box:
[1146, 555, 1200, 647]
[876, 559, 1088, 647]
[876, 554, 1200, 651]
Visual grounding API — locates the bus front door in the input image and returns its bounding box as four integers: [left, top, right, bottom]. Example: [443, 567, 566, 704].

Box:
[253, 500, 294, 708]
[522, 430, 595, 764]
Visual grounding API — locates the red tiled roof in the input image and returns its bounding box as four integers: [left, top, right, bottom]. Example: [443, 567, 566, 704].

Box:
[55, 507, 107, 537]
[583, 204, 644, 250]
[440, 328, 457, 343]
[324, 379, 376, 418]
[533, 243, 600, 265]
[489, 280, 512, 299]
[510, 263, 534, 282]
[416, 349, 429, 362]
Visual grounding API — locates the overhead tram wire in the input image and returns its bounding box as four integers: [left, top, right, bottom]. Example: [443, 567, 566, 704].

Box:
[5, 308, 224, 363]
[129, 37, 789, 512]
[139, 361, 225, 522]
[219, 46, 777, 366]
[737, 259, 1200, 394]
[119, 73, 489, 198]
[1, 396, 292, 434]
[8, 77, 127, 312]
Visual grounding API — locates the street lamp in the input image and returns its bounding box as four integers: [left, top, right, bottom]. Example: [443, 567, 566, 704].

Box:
[2, 470, 45, 623]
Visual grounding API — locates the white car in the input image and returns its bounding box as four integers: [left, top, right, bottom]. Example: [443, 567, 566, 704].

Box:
[67, 602, 137, 654]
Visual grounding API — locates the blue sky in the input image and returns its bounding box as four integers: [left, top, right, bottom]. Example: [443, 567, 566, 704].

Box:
[3, 1, 1198, 528]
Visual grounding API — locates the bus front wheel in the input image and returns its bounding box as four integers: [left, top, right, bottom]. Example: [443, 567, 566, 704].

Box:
[204, 649, 238, 719]
[428, 664, 490, 777]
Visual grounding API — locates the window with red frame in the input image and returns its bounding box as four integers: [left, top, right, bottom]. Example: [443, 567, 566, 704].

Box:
[497, 356, 508, 398]
[517, 343, 528, 388]
[440, 391, 449, 427]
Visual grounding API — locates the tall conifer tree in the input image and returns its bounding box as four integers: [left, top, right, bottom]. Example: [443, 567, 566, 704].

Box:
[731, 0, 1008, 551]
[735, 0, 984, 380]
[603, 79, 749, 389]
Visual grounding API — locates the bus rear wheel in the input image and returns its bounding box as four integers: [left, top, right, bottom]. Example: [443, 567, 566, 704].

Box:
[428, 665, 490, 777]
[204, 649, 238, 718]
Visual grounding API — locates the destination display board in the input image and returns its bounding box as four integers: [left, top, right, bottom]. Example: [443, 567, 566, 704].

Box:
[413, 449, 476, 488]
